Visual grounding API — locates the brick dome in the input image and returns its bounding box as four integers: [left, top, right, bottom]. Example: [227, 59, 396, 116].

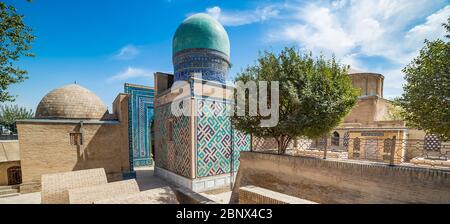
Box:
[35, 84, 107, 119]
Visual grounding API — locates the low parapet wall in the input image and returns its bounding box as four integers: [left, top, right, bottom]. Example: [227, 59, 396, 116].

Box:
[231, 152, 450, 204]
[239, 185, 317, 204]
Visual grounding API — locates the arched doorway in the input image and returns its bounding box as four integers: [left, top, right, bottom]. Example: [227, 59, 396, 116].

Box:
[7, 166, 22, 185]
[125, 83, 155, 168]
[331, 131, 340, 146]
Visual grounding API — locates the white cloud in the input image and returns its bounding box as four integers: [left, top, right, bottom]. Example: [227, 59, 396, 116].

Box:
[264, 0, 449, 97]
[198, 1, 448, 96]
[107, 67, 153, 83]
[272, 5, 356, 56]
[271, 1, 446, 59]
[114, 45, 140, 60]
[406, 5, 450, 43]
[205, 6, 280, 26]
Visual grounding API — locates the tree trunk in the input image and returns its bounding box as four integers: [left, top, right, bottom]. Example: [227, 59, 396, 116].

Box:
[276, 135, 292, 155]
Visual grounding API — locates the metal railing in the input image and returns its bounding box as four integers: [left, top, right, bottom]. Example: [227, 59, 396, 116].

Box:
[251, 136, 450, 168]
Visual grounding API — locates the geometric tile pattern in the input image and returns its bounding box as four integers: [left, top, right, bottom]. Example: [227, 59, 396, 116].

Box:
[232, 130, 250, 172]
[424, 134, 441, 152]
[173, 48, 230, 83]
[170, 114, 191, 177]
[154, 105, 169, 172]
[125, 84, 155, 168]
[196, 99, 250, 177]
[154, 103, 192, 178]
[197, 100, 232, 177]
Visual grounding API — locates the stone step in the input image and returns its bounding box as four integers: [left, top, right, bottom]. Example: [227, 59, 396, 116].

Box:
[0, 185, 19, 190]
[0, 186, 13, 190]
[0, 193, 20, 198]
[0, 189, 19, 196]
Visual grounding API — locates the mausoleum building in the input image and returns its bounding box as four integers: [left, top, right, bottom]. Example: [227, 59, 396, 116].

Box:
[16, 84, 132, 192]
[153, 13, 250, 192]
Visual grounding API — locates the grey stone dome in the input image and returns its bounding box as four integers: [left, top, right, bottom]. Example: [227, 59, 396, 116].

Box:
[35, 84, 107, 119]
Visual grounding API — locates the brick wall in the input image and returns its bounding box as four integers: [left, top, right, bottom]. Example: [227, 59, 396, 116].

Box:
[16, 95, 130, 192]
[0, 161, 21, 186]
[231, 152, 450, 204]
[17, 121, 128, 192]
[239, 186, 316, 204]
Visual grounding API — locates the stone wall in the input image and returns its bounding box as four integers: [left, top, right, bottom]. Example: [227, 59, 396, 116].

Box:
[231, 152, 450, 204]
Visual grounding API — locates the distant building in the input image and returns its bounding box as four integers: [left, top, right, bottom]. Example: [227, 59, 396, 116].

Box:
[0, 125, 12, 135]
[330, 69, 412, 162]
[314, 69, 447, 165]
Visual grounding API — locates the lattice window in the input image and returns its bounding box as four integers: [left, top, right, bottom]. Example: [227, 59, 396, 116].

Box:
[424, 134, 441, 152]
[70, 133, 83, 146]
[383, 138, 395, 153]
[353, 138, 360, 152]
[167, 119, 174, 142]
[331, 132, 340, 146]
[383, 138, 395, 161]
[343, 132, 349, 148]
[353, 138, 361, 158]
[7, 166, 22, 185]
[318, 138, 327, 148]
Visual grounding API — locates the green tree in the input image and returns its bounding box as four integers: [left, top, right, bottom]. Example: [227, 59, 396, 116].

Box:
[233, 47, 358, 154]
[382, 103, 405, 121]
[0, 104, 34, 134]
[0, 0, 35, 102]
[396, 18, 450, 140]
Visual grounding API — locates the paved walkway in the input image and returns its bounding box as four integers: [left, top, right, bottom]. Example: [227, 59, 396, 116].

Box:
[0, 166, 232, 204]
[0, 192, 41, 204]
[135, 167, 232, 204]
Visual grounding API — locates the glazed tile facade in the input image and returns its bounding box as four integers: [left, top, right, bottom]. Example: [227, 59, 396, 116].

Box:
[154, 103, 192, 178]
[196, 99, 250, 177]
[173, 49, 230, 83]
[125, 84, 155, 167]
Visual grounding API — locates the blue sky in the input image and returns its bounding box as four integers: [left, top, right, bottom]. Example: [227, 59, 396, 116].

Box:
[4, 0, 450, 111]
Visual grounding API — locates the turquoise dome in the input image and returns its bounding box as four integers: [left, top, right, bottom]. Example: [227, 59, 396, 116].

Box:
[173, 13, 230, 56]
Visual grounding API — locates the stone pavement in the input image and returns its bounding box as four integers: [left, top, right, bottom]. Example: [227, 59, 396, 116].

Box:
[0, 192, 41, 204]
[0, 166, 232, 204]
[200, 187, 233, 204]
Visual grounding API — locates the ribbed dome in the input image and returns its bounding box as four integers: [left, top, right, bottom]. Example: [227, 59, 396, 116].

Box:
[173, 13, 230, 56]
[35, 84, 107, 119]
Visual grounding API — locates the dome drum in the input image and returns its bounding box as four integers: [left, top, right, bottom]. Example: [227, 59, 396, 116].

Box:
[173, 48, 230, 83]
[348, 72, 384, 98]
